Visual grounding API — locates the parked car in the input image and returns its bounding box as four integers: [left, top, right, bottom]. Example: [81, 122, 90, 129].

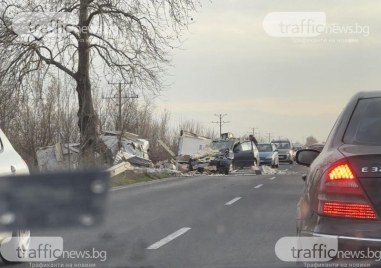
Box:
[257, 143, 279, 168]
[296, 91, 381, 250]
[189, 139, 260, 175]
[0, 129, 30, 263]
[271, 139, 293, 164]
[291, 144, 303, 160]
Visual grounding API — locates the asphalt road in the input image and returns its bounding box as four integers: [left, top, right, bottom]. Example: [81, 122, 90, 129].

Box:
[6, 163, 307, 268]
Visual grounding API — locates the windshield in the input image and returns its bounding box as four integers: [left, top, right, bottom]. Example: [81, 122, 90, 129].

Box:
[257, 144, 273, 152]
[273, 142, 291, 149]
[0, 0, 377, 267]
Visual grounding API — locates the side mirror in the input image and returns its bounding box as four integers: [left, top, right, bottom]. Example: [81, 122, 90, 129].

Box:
[295, 149, 320, 167]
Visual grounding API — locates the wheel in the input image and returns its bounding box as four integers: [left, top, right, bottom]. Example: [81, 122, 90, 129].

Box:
[188, 159, 193, 171]
[224, 163, 233, 175]
[0, 230, 30, 264]
[271, 159, 276, 168]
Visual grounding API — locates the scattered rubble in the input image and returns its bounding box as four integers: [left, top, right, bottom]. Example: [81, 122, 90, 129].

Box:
[36, 130, 152, 172]
[155, 159, 177, 170]
[261, 165, 277, 175]
[36, 129, 293, 178]
[36, 143, 80, 171]
[102, 131, 152, 167]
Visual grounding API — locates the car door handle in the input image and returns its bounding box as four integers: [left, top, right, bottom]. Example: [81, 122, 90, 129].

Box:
[10, 165, 16, 174]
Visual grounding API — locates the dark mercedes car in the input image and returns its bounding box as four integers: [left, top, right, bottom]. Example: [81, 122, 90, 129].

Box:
[296, 91, 381, 249]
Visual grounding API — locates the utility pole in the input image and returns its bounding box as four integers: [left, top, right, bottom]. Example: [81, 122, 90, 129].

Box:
[105, 82, 137, 131]
[212, 114, 229, 138]
[267, 133, 272, 143]
[250, 127, 258, 136]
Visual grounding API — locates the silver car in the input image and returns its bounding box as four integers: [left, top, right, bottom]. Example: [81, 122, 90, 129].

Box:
[271, 139, 294, 164]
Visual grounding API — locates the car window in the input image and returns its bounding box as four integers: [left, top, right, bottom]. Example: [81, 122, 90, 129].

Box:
[258, 144, 272, 152]
[240, 142, 252, 151]
[343, 98, 381, 145]
[273, 142, 290, 149]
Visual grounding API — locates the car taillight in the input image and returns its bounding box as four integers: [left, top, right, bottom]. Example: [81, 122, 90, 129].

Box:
[317, 162, 378, 220]
[322, 202, 377, 219]
[328, 164, 354, 180]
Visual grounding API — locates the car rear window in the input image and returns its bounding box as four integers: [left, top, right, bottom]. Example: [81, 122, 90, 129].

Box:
[258, 144, 272, 152]
[343, 98, 381, 145]
[273, 142, 290, 149]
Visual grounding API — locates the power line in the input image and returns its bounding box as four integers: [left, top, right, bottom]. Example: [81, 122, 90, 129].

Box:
[212, 114, 229, 138]
[250, 127, 258, 136]
[267, 132, 272, 143]
[104, 82, 137, 131]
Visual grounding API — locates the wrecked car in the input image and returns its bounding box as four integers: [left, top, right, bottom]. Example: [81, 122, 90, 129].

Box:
[189, 140, 234, 175]
[189, 139, 260, 175]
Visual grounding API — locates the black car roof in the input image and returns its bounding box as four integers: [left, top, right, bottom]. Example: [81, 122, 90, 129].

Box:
[352, 91, 381, 99]
[325, 91, 381, 150]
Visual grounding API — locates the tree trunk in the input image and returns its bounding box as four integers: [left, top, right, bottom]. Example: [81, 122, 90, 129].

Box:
[76, 0, 99, 166]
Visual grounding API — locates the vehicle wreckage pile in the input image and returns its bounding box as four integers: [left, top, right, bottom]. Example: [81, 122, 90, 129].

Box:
[36, 131, 153, 172]
[35, 130, 262, 176]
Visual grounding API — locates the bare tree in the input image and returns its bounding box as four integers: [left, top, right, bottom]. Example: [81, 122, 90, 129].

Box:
[305, 136, 319, 147]
[0, 0, 198, 164]
[175, 120, 217, 139]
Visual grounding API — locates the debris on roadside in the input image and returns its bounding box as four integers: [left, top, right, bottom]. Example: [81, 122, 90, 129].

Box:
[177, 130, 212, 165]
[155, 159, 177, 170]
[102, 131, 152, 167]
[261, 165, 277, 175]
[36, 143, 80, 171]
[36, 130, 153, 172]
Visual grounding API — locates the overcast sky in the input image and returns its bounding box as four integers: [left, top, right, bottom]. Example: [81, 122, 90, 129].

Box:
[156, 0, 381, 143]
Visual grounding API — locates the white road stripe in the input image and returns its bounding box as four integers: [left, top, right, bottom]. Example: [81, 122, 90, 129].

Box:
[268, 177, 276, 180]
[147, 227, 191, 250]
[225, 197, 241, 206]
[110, 186, 130, 192]
[254, 184, 263, 189]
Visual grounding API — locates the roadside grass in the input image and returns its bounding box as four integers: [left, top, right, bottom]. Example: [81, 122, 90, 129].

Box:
[112, 170, 176, 187]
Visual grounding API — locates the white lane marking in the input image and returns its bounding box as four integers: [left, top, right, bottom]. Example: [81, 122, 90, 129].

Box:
[254, 184, 263, 189]
[225, 197, 241, 206]
[268, 177, 276, 180]
[147, 227, 191, 250]
[110, 186, 130, 192]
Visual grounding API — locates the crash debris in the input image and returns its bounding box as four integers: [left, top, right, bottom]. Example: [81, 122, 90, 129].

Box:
[36, 131, 152, 172]
[36, 129, 265, 177]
